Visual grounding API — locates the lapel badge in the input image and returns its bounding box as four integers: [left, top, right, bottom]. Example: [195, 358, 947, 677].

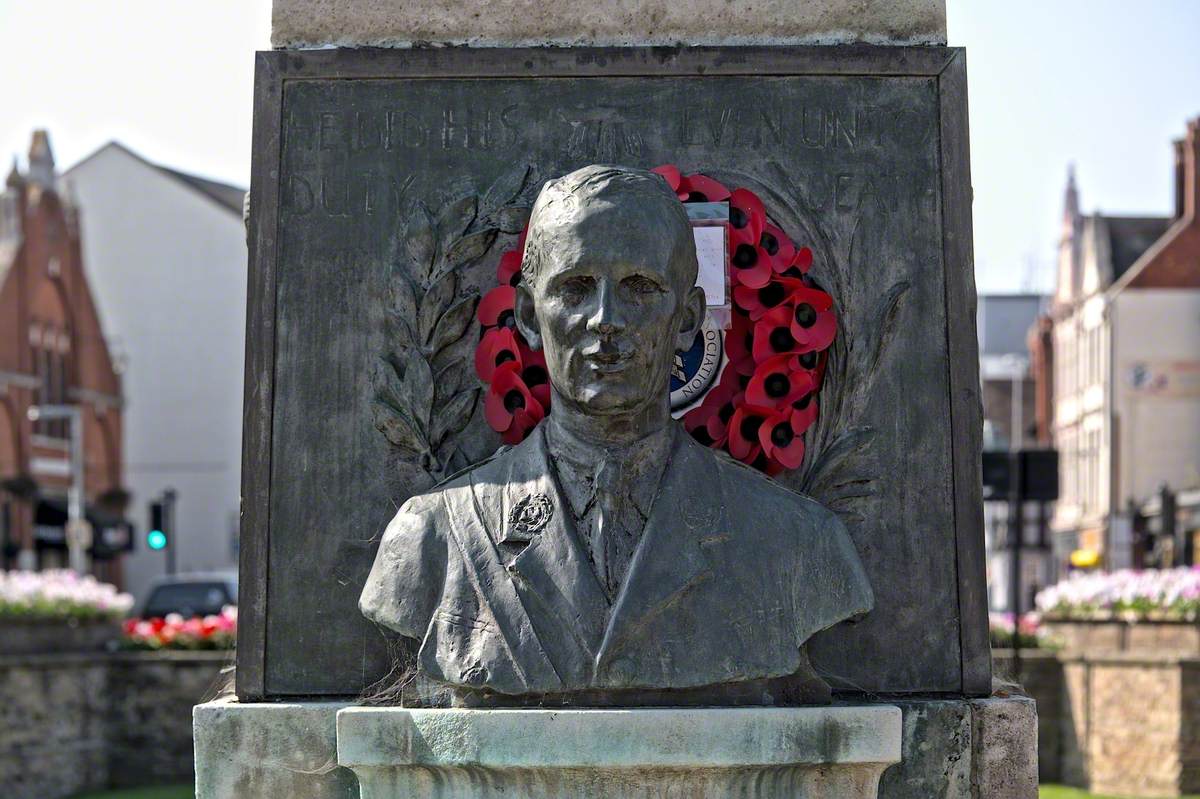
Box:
[505, 493, 553, 543]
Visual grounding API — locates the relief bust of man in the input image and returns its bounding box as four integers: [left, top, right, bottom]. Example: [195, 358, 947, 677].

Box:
[361, 165, 873, 706]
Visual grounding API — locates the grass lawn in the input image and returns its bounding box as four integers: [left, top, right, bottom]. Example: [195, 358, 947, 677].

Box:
[1041, 787, 1200, 799]
[71, 786, 192, 799]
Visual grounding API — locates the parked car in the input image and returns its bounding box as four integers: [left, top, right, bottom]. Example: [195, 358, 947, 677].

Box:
[141, 571, 238, 618]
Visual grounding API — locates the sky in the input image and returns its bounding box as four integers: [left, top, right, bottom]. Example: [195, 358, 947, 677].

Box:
[1, 0, 1197, 295]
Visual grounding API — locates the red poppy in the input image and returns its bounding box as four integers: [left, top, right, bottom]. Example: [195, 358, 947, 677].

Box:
[728, 189, 765, 247]
[474, 327, 522, 382]
[745, 354, 816, 408]
[517, 342, 551, 409]
[484, 362, 545, 442]
[732, 276, 806, 320]
[678, 173, 731, 203]
[757, 407, 806, 470]
[478, 286, 517, 329]
[790, 391, 819, 435]
[759, 224, 797, 274]
[752, 305, 802, 363]
[497, 250, 522, 287]
[727, 403, 774, 464]
[651, 164, 682, 194]
[788, 287, 836, 353]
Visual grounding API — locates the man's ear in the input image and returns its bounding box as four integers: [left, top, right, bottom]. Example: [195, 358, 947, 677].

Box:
[675, 285, 707, 352]
[514, 283, 542, 350]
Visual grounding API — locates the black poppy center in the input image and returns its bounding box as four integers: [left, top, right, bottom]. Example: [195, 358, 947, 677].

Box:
[758, 282, 786, 308]
[523, 365, 547, 387]
[692, 427, 714, 446]
[794, 303, 817, 329]
[769, 327, 795, 353]
[782, 266, 804, 279]
[718, 403, 735, 424]
[764, 373, 790, 398]
[751, 452, 771, 471]
[495, 350, 517, 367]
[798, 351, 819, 369]
[686, 191, 708, 203]
[739, 415, 763, 442]
[732, 243, 758, 269]
[503, 389, 526, 413]
[794, 392, 813, 411]
[497, 310, 516, 329]
[730, 206, 749, 229]
[770, 423, 794, 448]
[760, 231, 779, 256]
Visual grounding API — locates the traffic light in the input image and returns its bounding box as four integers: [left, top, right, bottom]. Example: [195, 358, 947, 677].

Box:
[147, 500, 168, 551]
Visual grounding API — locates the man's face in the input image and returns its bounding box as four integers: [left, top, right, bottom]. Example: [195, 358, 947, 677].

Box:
[516, 200, 704, 417]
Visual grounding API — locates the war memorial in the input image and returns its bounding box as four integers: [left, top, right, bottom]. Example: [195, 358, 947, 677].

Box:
[193, 1, 1038, 795]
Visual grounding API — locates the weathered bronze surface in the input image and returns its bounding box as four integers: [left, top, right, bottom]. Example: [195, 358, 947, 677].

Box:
[238, 47, 987, 700]
[360, 166, 873, 704]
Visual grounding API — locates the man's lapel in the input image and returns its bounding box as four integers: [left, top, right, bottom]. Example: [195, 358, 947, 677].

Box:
[504, 427, 610, 659]
[595, 429, 724, 669]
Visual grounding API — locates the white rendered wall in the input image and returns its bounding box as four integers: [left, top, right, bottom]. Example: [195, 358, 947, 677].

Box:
[64, 145, 246, 602]
[1112, 289, 1200, 506]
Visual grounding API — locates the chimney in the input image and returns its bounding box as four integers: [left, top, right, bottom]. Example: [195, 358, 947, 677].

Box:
[1174, 138, 1186, 221]
[1186, 117, 1200, 223]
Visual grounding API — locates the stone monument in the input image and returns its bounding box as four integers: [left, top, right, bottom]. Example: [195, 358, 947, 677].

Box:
[193, 1, 1038, 796]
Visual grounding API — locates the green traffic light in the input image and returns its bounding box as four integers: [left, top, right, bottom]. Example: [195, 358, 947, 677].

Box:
[147, 529, 168, 550]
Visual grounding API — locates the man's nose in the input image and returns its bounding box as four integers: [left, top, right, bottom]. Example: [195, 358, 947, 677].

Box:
[586, 280, 625, 337]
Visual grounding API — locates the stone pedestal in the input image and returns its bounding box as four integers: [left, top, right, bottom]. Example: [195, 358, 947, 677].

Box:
[194, 696, 1036, 798]
[337, 705, 901, 798]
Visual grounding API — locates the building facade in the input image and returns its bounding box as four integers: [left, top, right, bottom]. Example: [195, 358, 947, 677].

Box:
[63, 142, 246, 603]
[1046, 117, 1200, 571]
[0, 131, 128, 583]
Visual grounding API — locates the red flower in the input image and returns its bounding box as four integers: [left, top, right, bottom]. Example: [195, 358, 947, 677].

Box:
[727, 403, 775, 464]
[517, 342, 551, 410]
[779, 246, 814, 278]
[678, 173, 731, 203]
[790, 390, 819, 435]
[652, 164, 683, 194]
[732, 276, 806, 320]
[752, 305, 802, 363]
[484, 363, 545, 443]
[745, 354, 816, 408]
[474, 327, 522, 382]
[497, 250, 522, 287]
[789, 287, 836, 353]
[729, 189, 765, 247]
[757, 407, 806, 470]
[760, 224, 797, 274]
[478, 285, 517, 329]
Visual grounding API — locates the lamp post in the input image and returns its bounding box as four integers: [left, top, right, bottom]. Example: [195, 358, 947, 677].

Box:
[26, 404, 89, 575]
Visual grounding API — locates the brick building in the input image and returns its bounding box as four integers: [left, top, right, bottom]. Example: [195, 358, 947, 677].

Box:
[1043, 117, 1200, 571]
[0, 131, 128, 583]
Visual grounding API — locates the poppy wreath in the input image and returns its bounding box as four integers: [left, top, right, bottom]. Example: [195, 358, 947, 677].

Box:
[474, 166, 837, 474]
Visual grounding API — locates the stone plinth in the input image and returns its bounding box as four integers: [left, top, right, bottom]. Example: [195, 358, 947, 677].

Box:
[193, 696, 1036, 798]
[337, 705, 901, 798]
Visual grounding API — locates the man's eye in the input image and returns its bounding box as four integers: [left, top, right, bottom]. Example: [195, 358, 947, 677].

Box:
[557, 276, 594, 301]
[622, 276, 663, 295]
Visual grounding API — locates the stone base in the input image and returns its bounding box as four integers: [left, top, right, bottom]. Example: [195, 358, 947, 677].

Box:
[194, 696, 1036, 798]
[338, 705, 900, 798]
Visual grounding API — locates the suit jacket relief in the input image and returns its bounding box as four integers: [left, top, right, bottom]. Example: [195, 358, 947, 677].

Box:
[360, 424, 873, 697]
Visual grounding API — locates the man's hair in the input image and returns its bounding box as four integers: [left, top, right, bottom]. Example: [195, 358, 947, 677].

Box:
[521, 165, 697, 289]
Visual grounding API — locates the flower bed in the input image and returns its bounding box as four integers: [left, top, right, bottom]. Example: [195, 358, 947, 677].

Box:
[0, 569, 133, 620]
[121, 606, 236, 651]
[989, 611, 1043, 649]
[1035, 567, 1200, 621]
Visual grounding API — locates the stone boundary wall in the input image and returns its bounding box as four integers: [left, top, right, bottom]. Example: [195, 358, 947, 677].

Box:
[0, 650, 229, 799]
[996, 648, 1200, 798]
